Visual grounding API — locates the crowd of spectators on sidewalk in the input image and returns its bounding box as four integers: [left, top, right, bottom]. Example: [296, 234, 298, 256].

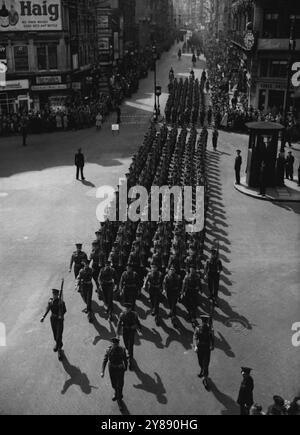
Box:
[0, 49, 156, 138]
[203, 35, 299, 139]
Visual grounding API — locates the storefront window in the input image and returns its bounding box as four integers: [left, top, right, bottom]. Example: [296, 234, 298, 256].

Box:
[14, 46, 29, 72]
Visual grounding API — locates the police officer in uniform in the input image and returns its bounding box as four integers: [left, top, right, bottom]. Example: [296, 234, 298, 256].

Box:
[143, 261, 163, 326]
[101, 337, 128, 405]
[41, 289, 66, 361]
[77, 260, 94, 322]
[237, 367, 254, 415]
[193, 315, 214, 389]
[117, 303, 142, 370]
[69, 244, 88, 278]
[163, 264, 181, 322]
[99, 259, 117, 321]
[119, 262, 139, 307]
[235, 150, 242, 185]
[205, 248, 223, 307]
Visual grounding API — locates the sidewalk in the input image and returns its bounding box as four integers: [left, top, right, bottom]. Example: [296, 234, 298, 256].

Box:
[235, 177, 300, 202]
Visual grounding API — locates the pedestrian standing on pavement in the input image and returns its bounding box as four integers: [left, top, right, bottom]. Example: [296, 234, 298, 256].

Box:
[193, 315, 215, 390]
[116, 106, 121, 124]
[235, 150, 242, 185]
[237, 367, 254, 415]
[75, 148, 85, 181]
[101, 337, 128, 405]
[285, 151, 295, 181]
[20, 115, 28, 147]
[259, 161, 267, 196]
[212, 128, 219, 151]
[69, 243, 88, 278]
[276, 152, 286, 187]
[117, 303, 142, 371]
[40, 288, 66, 361]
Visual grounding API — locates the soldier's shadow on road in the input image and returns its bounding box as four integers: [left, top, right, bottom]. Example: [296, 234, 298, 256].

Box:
[160, 318, 193, 350]
[133, 363, 167, 405]
[91, 301, 116, 345]
[140, 326, 164, 349]
[61, 355, 97, 395]
[209, 381, 240, 415]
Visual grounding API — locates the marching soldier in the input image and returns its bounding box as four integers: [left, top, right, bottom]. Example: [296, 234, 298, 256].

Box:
[117, 303, 142, 370]
[237, 367, 254, 415]
[193, 315, 215, 389]
[99, 259, 117, 321]
[77, 260, 94, 323]
[163, 264, 181, 322]
[40, 287, 66, 361]
[181, 261, 202, 325]
[205, 248, 223, 307]
[101, 337, 128, 405]
[143, 261, 163, 326]
[89, 241, 101, 291]
[69, 243, 88, 278]
[119, 262, 139, 307]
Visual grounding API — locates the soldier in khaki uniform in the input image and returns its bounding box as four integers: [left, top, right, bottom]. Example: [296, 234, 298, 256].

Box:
[69, 243, 88, 278]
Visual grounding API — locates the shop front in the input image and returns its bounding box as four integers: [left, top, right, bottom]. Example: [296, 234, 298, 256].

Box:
[0, 79, 31, 114]
[31, 81, 71, 112]
[256, 80, 287, 113]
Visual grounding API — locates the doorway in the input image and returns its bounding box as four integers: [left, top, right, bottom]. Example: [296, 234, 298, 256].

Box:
[268, 90, 285, 114]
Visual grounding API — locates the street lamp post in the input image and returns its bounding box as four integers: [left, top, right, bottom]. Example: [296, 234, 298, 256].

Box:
[282, 17, 296, 151]
[152, 43, 158, 119]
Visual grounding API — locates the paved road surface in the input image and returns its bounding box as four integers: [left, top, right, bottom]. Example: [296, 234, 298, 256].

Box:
[0, 43, 299, 415]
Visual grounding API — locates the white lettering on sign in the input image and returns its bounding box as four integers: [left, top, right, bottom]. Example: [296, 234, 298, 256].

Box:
[0, 0, 62, 32]
[291, 62, 300, 88]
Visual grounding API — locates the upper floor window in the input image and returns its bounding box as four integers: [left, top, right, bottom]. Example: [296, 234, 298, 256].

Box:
[14, 46, 29, 72]
[37, 45, 58, 70]
[290, 14, 300, 39]
[270, 60, 287, 78]
[263, 12, 279, 38]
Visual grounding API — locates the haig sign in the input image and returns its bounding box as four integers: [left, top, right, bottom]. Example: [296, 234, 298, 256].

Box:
[0, 0, 62, 32]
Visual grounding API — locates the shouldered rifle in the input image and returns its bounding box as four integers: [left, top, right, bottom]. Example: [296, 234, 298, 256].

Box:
[58, 279, 65, 320]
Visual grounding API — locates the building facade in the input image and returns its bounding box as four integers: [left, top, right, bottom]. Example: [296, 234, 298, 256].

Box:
[0, 0, 98, 114]
[231, 0, 300, 118]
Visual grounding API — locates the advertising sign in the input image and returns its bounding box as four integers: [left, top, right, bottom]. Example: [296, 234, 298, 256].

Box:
[36, 75, 61, 84]
[0, 45, 6, 86]
[0, 0, 62, 32]
[0, 79, 29, 90]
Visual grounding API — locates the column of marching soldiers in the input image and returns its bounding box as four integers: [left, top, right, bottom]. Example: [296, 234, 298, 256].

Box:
[41, 74, 232, 408]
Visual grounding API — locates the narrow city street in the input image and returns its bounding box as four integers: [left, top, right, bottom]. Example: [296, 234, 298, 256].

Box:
[0, 43, 299, 416]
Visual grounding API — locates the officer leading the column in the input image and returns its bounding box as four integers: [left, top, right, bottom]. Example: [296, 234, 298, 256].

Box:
[193, 315, 214, 390]
[41, 289, 66, 361]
